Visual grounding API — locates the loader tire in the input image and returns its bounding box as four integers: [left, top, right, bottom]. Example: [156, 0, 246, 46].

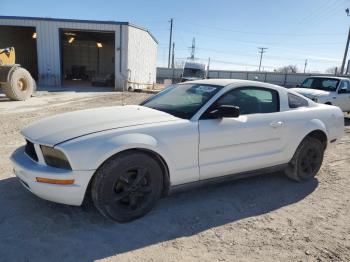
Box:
[3, 67, 34, 101]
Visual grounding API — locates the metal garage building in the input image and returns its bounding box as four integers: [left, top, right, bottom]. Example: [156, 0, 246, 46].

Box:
[0, 16, 158, 90]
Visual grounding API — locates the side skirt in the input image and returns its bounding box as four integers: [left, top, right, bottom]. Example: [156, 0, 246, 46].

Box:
[168, 164, 288, 195]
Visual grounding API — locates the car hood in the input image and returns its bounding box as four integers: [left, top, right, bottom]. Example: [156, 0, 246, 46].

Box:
[290, 88, 331, 97]
[22, 105, 179, 146]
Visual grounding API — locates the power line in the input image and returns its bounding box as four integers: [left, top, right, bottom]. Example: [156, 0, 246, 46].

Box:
[195, 47, 340, 63]
[177, 31, 342, 62]
[178, 30, 344, 46]
[162, 45, 340, 65]
[175, 17, 345, 36]
[209, 58, 275, 69]
[297, 0, 337, 26]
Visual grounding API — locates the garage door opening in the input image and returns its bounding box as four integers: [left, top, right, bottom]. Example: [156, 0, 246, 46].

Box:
[0, 26, 38, 80]
[60, 29, 115, 88]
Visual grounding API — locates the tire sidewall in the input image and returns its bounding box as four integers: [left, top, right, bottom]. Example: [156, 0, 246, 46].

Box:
[12, 68, 34, 98]
[4, 67, 34, 100]
[287, 137, 325, 181]
[92, 151, 163, 222]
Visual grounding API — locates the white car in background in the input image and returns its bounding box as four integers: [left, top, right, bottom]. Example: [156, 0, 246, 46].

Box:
[291, 76, 350, 112]
[11, 79, 344, 222]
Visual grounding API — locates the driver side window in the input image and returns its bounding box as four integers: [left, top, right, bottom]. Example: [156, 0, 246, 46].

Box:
[215, 87, 280, 115]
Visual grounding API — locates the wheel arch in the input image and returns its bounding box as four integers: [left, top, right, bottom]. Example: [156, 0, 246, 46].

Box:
[83, 133, 172, 203]
[124, 148, 170, 196]
[286, 119, 329, 163]
[299, 119, 329, 148]
[84, 147, 171, 205]
[305, 129, 328, 149]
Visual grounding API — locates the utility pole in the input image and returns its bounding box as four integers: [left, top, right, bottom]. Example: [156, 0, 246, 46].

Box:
[207, 57, 211, 78]
[341, 27, 350, 75]
[171, 42, 175, 69]
[258, 47, 268, 72]
[190, 38, 196, 59]
[341, 9, 350, 75]
[304, 59, 308, 73]
[168, 18, 173, 68]
[171, 42, 175, 81]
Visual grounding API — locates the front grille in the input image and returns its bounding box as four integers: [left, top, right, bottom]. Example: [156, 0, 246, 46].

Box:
[24, 140, 38, 161]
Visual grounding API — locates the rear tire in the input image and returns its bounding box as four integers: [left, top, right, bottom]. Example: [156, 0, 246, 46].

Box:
[3, 67, 34, 101]
[91, 151, 163, 222]
[285, 137, 325, 181]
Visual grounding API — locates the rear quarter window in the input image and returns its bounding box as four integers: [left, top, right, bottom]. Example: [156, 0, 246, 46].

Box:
[288, 93, 309, 109]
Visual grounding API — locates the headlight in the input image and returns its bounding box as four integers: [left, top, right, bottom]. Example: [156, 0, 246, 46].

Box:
[41, 146, 71, 170]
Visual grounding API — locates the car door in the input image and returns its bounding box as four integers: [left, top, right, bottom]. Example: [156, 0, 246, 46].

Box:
[198, 86, 288, 180]
[336, 80, 350, 111]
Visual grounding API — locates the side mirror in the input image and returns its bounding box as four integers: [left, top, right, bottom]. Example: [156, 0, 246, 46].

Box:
[209, 105, 240, 118]
[338, 87, 348, 94]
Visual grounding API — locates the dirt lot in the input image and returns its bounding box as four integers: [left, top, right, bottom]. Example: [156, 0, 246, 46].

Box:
[0, 90, 349, 262]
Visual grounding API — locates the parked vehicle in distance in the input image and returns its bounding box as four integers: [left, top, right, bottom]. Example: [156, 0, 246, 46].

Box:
[11, 79, 344, 222]
[291, 76, 350, 112]
[181, 59, 206, 82]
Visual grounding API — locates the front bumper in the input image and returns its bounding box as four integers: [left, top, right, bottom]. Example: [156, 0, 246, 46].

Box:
[10, 146, 95, 206]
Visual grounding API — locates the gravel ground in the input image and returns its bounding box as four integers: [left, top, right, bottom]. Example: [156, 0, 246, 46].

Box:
[0, 90, 349, 262]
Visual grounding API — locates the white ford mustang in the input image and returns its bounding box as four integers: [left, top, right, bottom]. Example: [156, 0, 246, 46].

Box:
[11, 79, 344, 222]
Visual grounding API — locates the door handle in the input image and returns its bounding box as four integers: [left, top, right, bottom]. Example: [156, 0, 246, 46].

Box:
[270, 121, 284, 128]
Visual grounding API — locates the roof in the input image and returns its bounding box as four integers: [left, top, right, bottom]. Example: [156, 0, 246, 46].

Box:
[0, 15, 158, 44]
[309, 76, 349, 80]
[180, 79, 282, 88]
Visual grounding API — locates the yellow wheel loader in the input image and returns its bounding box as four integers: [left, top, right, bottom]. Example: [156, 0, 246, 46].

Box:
[0, 47, 36, 101]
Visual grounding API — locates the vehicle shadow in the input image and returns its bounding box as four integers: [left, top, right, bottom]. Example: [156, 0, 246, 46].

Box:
[0, 172, 318, 261]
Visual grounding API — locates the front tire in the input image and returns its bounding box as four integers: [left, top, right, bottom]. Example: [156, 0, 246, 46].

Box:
[91, 151, 163, 222]
[3, 67, 34, 101]
[285, 137, 325, 181]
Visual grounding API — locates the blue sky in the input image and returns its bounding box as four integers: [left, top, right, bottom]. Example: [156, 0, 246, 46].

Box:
[1, 0, 349, 72]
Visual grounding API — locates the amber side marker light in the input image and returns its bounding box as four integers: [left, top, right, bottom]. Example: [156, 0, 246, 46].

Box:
[36, 177, 75, 185]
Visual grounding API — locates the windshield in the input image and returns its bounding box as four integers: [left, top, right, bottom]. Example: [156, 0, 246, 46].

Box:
[140, 84, 222, 119]
[182, 68, 206, 79]
[301, 78, 339, 92]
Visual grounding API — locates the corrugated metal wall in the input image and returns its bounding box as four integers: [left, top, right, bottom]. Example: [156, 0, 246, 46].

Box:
[0, 18, 157, 90]
[156, 67, 345, 87]
[126, 26, 157, 90]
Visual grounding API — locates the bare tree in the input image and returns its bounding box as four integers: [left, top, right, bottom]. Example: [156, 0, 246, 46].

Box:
[325, 67, 338, 75]
[276, 65, 298, 74]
